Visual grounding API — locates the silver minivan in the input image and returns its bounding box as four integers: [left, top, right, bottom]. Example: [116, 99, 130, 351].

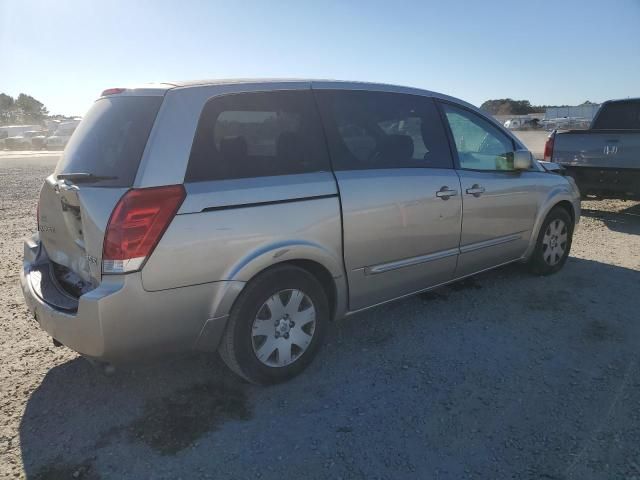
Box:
[20, 80, 580, 384]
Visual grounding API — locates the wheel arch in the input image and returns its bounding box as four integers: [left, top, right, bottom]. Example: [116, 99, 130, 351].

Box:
[523, 190, 579, 261]
[285, 259, 339, 321]
[553, 199, 575, 224]
[222, 241, 348, 321]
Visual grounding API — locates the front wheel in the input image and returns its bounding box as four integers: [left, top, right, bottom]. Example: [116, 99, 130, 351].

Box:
[528, 207, 574, 275]
[218, 265, 329, 385]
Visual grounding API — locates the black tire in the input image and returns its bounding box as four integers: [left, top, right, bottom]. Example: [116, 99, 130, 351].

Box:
[528, 206, 574, 275]
[218, 265, 329, 385]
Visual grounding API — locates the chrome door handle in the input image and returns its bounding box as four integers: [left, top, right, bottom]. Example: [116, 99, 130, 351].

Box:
[436, 186, 458, 200]
[465, 184, 485, 197]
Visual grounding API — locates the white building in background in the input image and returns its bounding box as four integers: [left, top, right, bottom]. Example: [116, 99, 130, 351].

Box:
[542, 104, 600, 130]
[544, 104, 601, 121]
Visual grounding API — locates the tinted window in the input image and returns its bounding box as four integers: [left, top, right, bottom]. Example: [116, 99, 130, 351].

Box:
[592, 101, 640, 129]
[187, 90, 329, 182]
[55, 96, 163, 187]
[441, 103, 515, 171]
[315, 90, 453, 170]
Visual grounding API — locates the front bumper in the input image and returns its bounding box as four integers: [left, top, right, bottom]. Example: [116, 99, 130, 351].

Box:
[20, 235, 244, 362]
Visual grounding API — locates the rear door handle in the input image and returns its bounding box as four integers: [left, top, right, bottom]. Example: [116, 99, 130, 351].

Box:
[465, 184, 485, 197]
[436, 186, 458, 200]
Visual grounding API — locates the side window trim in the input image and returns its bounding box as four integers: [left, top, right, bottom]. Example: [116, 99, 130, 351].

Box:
[434, 99, 462, 170]
[435, 99, 517, 173]
[310, 88, 339, 175]
[422, 96, 455, 170]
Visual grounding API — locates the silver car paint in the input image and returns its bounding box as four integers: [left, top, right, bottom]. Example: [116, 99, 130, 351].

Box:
[142, 178, 343, 291]
[21, 79, 581, 363]
[454, 169, 539, 277]
[21, 235, 240, 359]
[334, 168, 462, 310]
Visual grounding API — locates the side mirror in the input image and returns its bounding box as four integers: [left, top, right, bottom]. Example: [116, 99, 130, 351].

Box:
[514, 149, 533, 170]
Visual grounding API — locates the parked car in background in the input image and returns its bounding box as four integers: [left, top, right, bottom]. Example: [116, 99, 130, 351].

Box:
[45, 121, 80, 150]
[504, 118, 522, 129]
[504, 118, 541, 130]
[21, 80, 580, 384]
[545, 98, 640, 199]
[4, 130, 45, 150]
[1, 125, 46, 150]
[30, 131, 50, 150]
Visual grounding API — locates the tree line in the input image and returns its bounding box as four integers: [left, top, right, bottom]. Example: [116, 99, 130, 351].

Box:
[480, 99, 597, 115]
[0, 93, 49, 125]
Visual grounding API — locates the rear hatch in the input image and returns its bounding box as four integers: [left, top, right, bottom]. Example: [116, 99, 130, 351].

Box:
[37, 94, 164, 293]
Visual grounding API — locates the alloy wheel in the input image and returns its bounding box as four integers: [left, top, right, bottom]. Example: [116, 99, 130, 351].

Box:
[542, 219, 568, 266]
[251, 289, 316, 367]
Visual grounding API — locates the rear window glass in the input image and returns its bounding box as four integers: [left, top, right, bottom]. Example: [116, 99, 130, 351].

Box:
[592, 101, 640, 129]
[315, 90, 453, 170]
[55, 96, 163, 186]
[186, 90, 329, 182]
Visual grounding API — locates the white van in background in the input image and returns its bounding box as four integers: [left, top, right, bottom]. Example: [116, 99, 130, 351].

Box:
[504, 117, 541, 130]
[504, 118, 525, 129]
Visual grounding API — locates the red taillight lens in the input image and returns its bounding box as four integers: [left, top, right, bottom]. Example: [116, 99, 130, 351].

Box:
[543, 133, 555, 161]
[102, 185, 185, 274]
[101, 88, 126, 96]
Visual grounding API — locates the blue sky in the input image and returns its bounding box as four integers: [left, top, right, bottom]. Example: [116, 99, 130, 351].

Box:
[2, 0, 639, 116]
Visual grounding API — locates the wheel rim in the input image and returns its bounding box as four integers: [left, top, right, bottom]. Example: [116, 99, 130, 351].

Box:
[542, 218, 568, 266]
[251, 289, 316, 368]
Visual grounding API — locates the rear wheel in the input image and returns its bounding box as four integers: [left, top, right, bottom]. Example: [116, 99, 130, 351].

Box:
[219, 265, 329, 385]
[528, 207, 573, 275]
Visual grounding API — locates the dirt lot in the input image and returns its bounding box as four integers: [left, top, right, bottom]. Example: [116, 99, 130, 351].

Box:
[514, 130, 550, 159]
[1, 154, 639, 480]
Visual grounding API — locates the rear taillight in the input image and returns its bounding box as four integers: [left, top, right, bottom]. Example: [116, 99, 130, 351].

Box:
[102, 185, 185, 274]
[543, 131, 555, 161]
[101, 87, 126, 96]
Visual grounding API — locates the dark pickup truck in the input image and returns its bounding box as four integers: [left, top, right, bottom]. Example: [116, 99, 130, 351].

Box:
[545, 99, 640, 199]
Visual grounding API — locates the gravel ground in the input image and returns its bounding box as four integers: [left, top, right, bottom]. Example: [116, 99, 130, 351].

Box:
[1, 155, 639, 480]
[513, 131, 550, 159]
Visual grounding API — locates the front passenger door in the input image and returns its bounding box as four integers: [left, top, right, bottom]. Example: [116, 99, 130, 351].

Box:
[440, 103, 538, 277]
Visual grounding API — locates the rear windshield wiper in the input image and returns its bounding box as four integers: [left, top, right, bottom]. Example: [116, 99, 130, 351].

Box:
[57, 173, 119, 183]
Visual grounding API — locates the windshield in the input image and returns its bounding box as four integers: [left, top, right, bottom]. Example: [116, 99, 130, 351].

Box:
[55, 96, 163, 186]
